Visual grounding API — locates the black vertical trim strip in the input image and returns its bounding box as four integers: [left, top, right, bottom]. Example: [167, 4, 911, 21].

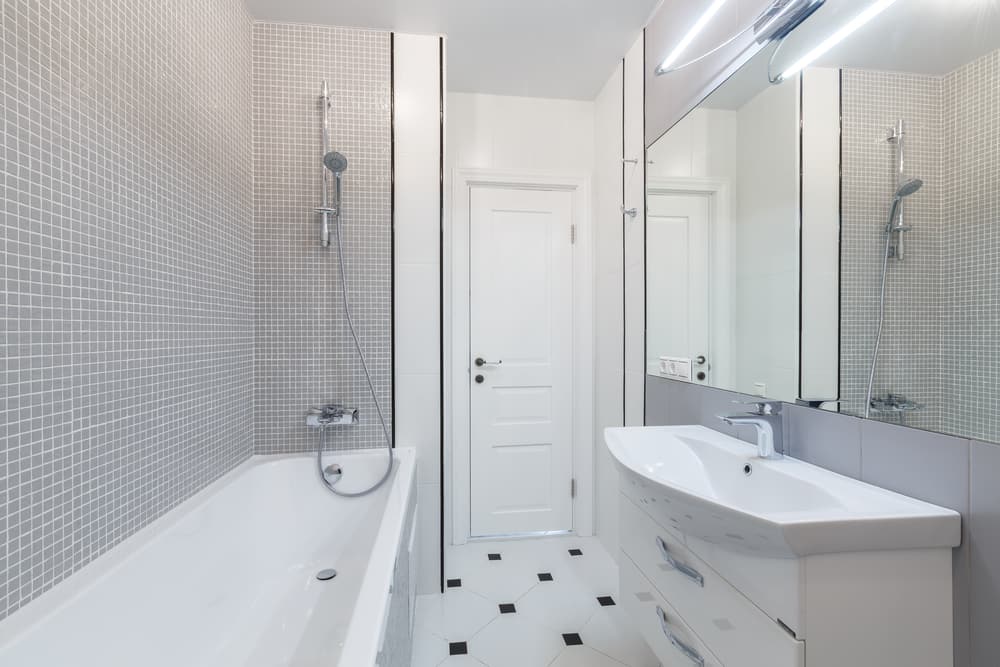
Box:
[798, 72, 804, 401]
[837, 68, 843, 410]
[641, 29, 648, 425]
[621, 57, 626, 427]
[438, 36, 446, 595]
[390, 32, 396, 447]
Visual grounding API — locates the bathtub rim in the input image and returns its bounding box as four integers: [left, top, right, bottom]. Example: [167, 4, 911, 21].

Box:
[0, 446, 416, 663]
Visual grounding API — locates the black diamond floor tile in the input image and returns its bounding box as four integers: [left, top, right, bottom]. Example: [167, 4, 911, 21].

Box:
[562, 633, 584, 646]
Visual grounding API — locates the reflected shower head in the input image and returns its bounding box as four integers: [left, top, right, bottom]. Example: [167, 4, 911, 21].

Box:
[895, 178, 923, 199]
[323, 151, 348, 174]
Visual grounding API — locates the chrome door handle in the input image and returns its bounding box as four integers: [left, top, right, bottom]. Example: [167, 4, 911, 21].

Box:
[474, 358, 502, 367]
[656, 536, 704, 587]
[656, 606, 705, 667]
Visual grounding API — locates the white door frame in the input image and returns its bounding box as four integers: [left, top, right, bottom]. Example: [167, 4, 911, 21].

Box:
[647, 177, 733, 389]
[447, 168, 594, 545]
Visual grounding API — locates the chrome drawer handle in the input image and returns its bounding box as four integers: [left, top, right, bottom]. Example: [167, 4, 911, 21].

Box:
[656, 536, 704, 587]
[656, 606, 705, 667]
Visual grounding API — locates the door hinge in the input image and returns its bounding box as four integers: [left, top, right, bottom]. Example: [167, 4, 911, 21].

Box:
[571, 478, 576, 498]
[570, 224, 576, 244]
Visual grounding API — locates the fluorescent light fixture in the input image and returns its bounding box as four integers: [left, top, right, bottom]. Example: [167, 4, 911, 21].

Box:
[658, 0, 729, 72]
[777, 0, 898, 81]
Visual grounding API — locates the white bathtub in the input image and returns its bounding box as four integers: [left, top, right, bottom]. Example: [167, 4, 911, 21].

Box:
[0, 448, 416, 667]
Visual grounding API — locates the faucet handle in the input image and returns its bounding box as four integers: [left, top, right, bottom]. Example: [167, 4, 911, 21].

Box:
[731, 400, 780, 415]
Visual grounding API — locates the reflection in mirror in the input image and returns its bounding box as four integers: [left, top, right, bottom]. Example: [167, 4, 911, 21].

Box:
[647, 0, 1000, 444]
[779, 0, 1000, 442]
[646, 41, 801, 403]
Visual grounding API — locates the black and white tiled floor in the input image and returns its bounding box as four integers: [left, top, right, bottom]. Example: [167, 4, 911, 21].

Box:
[411, 536, 660, 667]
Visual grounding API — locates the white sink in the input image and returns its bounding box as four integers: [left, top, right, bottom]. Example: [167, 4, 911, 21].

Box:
[605, 425, 961, 558]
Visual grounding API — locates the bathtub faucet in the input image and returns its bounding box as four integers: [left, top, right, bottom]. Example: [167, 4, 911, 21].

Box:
[306, 404, 359, 427]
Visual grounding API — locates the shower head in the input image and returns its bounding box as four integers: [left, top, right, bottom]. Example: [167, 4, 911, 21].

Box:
[894, 178, 923, 199]
[323, 151, 348, 174]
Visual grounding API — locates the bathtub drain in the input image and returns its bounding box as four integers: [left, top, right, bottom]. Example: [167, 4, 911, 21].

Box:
[316, 568, 338, 581]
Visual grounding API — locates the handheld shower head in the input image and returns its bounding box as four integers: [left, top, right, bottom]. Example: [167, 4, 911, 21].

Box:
[323, 151, 348, 174]
[894, 178, 923, 199]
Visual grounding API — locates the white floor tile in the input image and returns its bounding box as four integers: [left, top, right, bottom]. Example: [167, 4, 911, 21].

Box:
[410, 628, 449, 667]
[414, 590, 498, 641]
[438, 656, 488, 666]
[582, 606, 660, 667]
[412, 535, 656, 667]
[517, 579, 603, 632]
[551, 645, 628, 667]
[469, 614, 565, 667]
[446, 551, 538, 603]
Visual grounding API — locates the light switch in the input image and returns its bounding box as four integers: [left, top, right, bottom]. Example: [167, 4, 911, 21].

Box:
[660, 356, 693, 381]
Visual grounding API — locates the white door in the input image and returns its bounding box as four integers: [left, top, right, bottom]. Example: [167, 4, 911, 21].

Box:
[647, 192, 711, 383]
[469, 186, 574, 537]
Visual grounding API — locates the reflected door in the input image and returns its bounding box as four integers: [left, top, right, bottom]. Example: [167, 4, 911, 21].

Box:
[647, 192, 711, 383]
[469, 186, 574, 536]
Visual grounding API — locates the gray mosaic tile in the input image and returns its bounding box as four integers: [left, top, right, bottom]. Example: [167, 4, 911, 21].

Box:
[1, 0, 255, 620]
[251, 22, 393, 454]
[840, 52, 1000, 446]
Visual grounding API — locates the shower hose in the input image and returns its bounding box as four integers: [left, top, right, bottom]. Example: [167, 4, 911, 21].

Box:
[864, 218, 894, 419]
[317, 213, 394, 497]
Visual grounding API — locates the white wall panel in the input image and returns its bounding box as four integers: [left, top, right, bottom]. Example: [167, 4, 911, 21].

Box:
[394, 32, 443, 594]
[593, 60, 625, 559]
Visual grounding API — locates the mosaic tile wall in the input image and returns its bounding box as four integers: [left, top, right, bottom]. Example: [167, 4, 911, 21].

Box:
[0, 0, 254, 620]
[839, 69, 944, 431]
[252, 23, 393, 453]
[941, 49, 1000, 443]
[841, 53, 1000, 444]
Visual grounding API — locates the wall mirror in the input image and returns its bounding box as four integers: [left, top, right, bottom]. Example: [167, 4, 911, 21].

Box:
[645, 11, 802, 403]
[646, 0, 1000, 443]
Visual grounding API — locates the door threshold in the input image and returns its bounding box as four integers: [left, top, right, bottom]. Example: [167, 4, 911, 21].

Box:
[467, 530, 574, 542]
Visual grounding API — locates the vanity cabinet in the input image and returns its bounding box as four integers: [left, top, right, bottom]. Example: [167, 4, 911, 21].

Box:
[619, 488, 955, 667]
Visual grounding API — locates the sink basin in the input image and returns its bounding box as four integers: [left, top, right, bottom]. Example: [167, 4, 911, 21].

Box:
[605, 425, 961, 558]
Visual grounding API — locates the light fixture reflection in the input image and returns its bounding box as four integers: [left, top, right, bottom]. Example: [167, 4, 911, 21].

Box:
[658, 0, 729, 73]
[776, 0, 899, 81]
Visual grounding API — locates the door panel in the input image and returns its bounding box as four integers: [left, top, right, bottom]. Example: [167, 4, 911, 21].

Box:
[470, 186, 574, 536]
[647, 192, 711, 383]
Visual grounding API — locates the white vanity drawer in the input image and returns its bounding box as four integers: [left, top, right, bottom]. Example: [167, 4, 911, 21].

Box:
[621, 551, 724, 667]
[620, 494, 805, 667]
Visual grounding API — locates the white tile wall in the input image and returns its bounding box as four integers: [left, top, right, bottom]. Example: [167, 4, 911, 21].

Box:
[447, 94, 595, 173]
[593, 61, 626, 563]
[623, 35, 646, 428]
[393, 33, 443, 595]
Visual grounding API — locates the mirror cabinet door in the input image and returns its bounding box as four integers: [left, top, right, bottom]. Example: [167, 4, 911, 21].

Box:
[646, 0, 1000, 443]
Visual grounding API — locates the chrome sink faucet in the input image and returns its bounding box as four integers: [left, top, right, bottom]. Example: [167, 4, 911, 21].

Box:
[719, 401, 784, 459]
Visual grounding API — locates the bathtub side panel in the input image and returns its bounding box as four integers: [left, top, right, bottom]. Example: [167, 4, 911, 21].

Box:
[378, 489, 417, 667]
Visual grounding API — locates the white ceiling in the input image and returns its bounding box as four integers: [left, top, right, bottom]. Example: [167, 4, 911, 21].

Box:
[242, 0, 660, 100]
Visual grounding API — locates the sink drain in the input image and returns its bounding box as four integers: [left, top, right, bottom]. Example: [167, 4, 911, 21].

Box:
[316, 568, 338, 581]
[743, 463, 753, 476]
